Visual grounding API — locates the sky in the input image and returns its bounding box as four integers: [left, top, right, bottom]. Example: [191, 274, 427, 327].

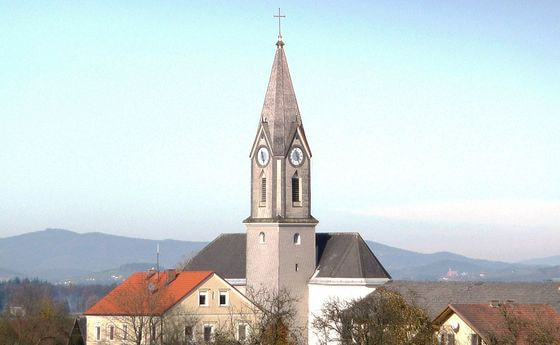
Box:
[1, 1, 559, 261]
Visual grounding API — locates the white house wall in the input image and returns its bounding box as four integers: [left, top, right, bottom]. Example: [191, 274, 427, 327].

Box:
[308, 283, 378, 345]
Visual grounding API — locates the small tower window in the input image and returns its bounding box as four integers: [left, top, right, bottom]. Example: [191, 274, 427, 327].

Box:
[259, 232, 265, 244]
[295, 263, 299, 272]
[260, 176, 266, 206]
[294, 233, 301, 245]
[292, 173, 301, 206]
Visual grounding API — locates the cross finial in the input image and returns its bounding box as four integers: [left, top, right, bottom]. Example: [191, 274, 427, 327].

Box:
[273, 8, 286, 44]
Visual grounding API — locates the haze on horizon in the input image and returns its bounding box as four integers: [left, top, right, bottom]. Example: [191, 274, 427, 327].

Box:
[1, 1, 558, 262]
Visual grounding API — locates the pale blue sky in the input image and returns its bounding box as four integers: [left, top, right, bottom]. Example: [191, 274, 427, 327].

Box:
[1, 1, 558, 261]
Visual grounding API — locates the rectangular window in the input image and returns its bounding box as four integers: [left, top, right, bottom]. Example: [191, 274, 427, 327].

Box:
[238, 324, 247, 341]
[291, 177, 300, 203]
[447, 333, 455, 345]
[96, 326, 101, 341]
[260, 177, 266, 204]
[219, 290, 228, 306]
[123, 324, 127, 341]
[203, 325, 213, 342]
[471, 334, 481, 345]
[150, 325, 156, 342]
[109, 326, 114, 340]
[185, 326, 194, 342]
[199, 290, 208, 306]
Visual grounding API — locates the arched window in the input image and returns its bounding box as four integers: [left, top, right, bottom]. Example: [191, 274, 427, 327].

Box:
[294, 233, 301, 245]
[292, 172, 301, 205]
[260, 172, 266, 206]
[259, 232, 265, 244]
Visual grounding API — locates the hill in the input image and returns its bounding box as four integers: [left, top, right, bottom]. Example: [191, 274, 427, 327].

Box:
[0, 229, 557, 283]
[367, 241, 560, 282]
[0, 229, 206, 281]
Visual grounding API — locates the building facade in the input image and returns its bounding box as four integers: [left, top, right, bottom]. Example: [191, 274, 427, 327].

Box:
[83, 270, 256, 344]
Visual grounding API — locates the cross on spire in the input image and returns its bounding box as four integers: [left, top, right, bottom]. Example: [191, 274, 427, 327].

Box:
[274, 8, 286, 41]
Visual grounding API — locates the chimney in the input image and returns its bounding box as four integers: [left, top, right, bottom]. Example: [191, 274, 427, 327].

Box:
[166, 269, 177, 284]
[146, 268, 156, 279]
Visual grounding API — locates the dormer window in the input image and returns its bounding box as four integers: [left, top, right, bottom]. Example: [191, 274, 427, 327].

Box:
[259, 232, 266, 244]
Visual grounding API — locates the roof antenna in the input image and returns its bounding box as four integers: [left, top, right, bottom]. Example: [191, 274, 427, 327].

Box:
[156, 243, 160, 280]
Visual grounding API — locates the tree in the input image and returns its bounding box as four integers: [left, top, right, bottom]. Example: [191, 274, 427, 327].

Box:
[312, 288, 434, 345]
[0, 280, 72, 345]
[485, 304, 560, 345]
[244, 287, 303, 345]
[105, 274, 170, 345]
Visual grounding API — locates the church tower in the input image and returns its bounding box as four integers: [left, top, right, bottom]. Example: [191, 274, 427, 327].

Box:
[244, 32, 318, 310]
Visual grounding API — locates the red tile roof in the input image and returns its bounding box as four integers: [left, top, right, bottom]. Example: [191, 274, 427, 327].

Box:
[442, 304, 560, 345]
[85, 270, 213, 316]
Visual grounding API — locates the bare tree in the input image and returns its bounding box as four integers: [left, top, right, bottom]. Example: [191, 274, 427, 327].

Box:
[312, 288, 434, 345]
[485, 304, 560, 345]
[241, 287, 303, 345]
[106, 274, 170, 345]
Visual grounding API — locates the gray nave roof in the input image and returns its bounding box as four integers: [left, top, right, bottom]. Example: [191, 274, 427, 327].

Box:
[183, 232, 391, 281]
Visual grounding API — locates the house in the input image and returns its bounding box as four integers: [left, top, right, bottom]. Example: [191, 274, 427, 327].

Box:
[83, 270, 256, 344]
[384, 281, 560, 318]
[432, 303, 560, 345]
[183, 28, 391, 345]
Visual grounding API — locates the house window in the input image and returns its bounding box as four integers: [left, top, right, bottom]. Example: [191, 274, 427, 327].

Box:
[185, 326, 194, 343]
[470, 334, 482, 345]
[238, 323, 248, 341]
[219, 290, 228, 306]
[293, 233, 301, 245]
[447, 333, 455, 345]
[259, 232, 265, 244]
[203, 325, 214, 342]
[96, 326, 101, 341]
[260, 177, 266, 205]
[291, 176, 301, 204]
[199, 290, 208, 306]
[123, 324, 127, 341]
[150, 325, 156, 342]
[109, 325, 114, 340]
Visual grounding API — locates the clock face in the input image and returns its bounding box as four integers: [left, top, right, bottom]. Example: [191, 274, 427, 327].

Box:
[257, 147, 270, 166]
[289, 147, 304, 166]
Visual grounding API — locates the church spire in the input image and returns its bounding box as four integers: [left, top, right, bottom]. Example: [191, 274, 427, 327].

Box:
[260, 27, 302, 156]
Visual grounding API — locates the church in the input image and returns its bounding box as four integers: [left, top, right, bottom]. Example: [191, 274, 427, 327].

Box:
[184, 30, 391, 344]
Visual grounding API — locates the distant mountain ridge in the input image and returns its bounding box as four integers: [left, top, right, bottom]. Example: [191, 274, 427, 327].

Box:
[0, 229, 206, 281]
[0, 229, 558, 283]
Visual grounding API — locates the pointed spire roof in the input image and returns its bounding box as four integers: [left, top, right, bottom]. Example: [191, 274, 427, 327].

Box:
[260, 38, 302, 156]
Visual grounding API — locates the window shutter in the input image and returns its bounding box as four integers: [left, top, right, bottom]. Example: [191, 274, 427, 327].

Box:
[261, 177, 266, 203]
[291, 177, 300, 202]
